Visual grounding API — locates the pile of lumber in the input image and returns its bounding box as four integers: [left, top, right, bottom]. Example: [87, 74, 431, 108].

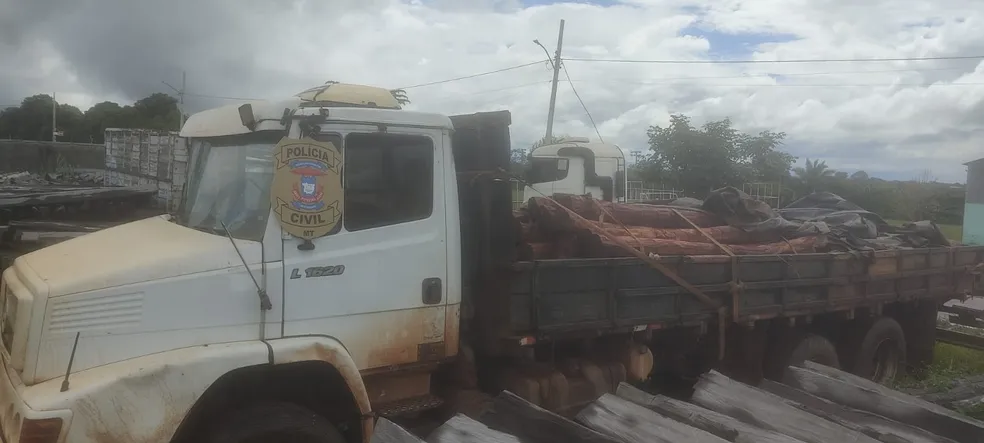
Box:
[516, 194, 826, 260]
[374, 361, 984, 443]
[0, 179, 161, 271]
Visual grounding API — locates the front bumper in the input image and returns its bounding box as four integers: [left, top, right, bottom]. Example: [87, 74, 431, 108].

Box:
[0, 354, 71, 443]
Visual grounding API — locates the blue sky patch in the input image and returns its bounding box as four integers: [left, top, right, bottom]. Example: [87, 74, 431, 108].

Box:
[681, 26, 798, 58]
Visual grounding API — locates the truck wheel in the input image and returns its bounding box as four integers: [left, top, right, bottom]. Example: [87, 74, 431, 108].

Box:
[853, 317, 906, 384]
[787, 333, 840, 369]
[205, 401, 346, 443]
[765, 331, 840, 380]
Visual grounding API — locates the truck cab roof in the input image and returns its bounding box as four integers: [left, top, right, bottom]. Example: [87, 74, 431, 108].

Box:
[180, 82, 453, 138]
[531, 138, 625, 159]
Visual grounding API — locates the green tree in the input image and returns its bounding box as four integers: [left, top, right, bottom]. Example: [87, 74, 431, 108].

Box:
[735, 129, 794, 182]
[0, 92, 182, 143]
[510, 148, 530, 174]
[644, 115, 793, 197]
[131, 93, 180, 130]
[83, 101, 128, 144]
[793, 158, 835, 192]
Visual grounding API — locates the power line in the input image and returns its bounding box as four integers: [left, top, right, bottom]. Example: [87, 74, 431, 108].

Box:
[579, 66, 973, 83]
[561, 64, 604, 143]
[398, 60, 547, 90]
[572, 81, 984, 87]
[459, 81, 552, 96]
[563, 54, 984, 64]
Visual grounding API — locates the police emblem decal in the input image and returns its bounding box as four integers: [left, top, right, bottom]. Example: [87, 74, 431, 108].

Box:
[270, 137, 343, 240]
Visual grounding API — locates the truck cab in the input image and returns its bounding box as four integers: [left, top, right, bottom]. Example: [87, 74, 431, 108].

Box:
[0, 82, 488, 443]
[522, 137, 627, 202]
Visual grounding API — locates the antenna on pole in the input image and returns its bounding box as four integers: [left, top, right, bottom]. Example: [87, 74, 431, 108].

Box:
[162, 70, 186, 131]
[534, 19, 566, 141]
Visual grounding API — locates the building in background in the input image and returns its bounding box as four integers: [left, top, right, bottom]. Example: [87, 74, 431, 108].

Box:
[963, 157, 984, 245]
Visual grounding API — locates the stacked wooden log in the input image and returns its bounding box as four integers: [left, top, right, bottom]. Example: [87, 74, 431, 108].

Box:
[516, 194, 826, 260]
[373, 363, 981, 443]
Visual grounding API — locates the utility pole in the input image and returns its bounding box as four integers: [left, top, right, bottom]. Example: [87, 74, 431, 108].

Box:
[163, 70, 186, 130]
[535, 19, 565, 141]
[51, 92, 57, 142]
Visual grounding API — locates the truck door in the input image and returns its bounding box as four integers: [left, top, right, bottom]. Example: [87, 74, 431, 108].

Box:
[280, 126, 449, 371]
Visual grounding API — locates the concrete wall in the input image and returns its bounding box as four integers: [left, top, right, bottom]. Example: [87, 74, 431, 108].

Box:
[0, 140, 104, 173]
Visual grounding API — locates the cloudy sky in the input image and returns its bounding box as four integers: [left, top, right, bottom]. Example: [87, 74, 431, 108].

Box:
[1, 0, 982, 182]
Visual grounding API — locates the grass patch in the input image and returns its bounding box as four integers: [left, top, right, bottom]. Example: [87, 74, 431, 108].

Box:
[959, 401, 984, 420]
[894, 342, 984, 392]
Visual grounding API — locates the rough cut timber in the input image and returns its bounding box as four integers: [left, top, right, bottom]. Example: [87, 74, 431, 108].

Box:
[614, 383, 805, 443]
[0, 185, 157, 209]
[479, 390, 618, 443]
[582, 234, 825, 257]
[426, 414, 521, 443]
[691, 370, 880, 443]
[370, 419, 425, 443]
[575, 393, 729, 443]
[528, 195, 724, 230]
[596, 222, 770, 244]
[783, 362, 984, 443]
[759, 379, 957, 443]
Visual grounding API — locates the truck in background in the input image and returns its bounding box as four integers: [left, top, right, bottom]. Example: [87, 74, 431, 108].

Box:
[0, 82, 978, 443]
[523, 136, 627, 203]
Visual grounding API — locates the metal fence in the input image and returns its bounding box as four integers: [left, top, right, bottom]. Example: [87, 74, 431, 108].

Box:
[511, 179, 525, 210]
[626, 181, 684, 202]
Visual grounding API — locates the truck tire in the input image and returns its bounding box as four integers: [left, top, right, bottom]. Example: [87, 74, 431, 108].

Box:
[787, 333, 840, 369]
[205, 401, 346, 443]
[852, 317, 906, 384]
[765, 331, 840, 380]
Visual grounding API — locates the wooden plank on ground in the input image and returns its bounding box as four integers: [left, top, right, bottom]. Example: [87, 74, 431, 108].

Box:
[759, 379, 957, 443]
[371, 419, 425, 443]
[575, 393, 728, 443]
[427, 414, 521, 443]
[615, 382, 804, 443]
[785, 362, 984, 443]
[691, 370, 880, 443]
[479, 390, 618, 443]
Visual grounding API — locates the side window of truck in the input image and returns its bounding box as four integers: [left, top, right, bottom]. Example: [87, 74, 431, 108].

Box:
[343, 133, 434, 232]
[528, 157, 569, 184]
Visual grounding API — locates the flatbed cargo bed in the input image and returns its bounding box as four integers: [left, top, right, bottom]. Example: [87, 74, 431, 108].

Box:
[507, 245, 984, 336]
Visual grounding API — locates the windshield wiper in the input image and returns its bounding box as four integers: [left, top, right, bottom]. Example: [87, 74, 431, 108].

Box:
[189, 224, 228, 236]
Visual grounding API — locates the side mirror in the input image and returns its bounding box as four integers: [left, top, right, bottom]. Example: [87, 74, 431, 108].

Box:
[238, 104, 256, 131]
[557, 158, 569, 171]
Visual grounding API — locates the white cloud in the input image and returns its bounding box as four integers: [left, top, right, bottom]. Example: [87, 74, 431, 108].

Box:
[3, 0, 983, 182]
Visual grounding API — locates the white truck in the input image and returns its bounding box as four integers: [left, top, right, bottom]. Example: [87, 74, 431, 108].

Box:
[522, 137, 627, 203]
[0, 82, 977, 443]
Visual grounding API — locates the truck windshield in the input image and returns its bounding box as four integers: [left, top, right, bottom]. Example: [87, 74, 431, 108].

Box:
[179, 131, 281, 240]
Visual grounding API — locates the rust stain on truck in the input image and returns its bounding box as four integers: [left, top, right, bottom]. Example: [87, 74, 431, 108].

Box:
[80, 365, 186, 443]
[361, 307, 446, 369]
